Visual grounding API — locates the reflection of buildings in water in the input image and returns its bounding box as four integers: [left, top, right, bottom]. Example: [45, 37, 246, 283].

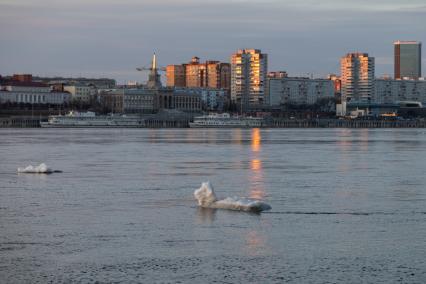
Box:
[196, 207, 217, 224]
[251, 159, 261, 171]
[245, 230, 267, 256]
[337, 129, 369, 172]
[186, 128, 196, 143]
[207, 128, 218, 144]
[251, 128, 261, 152]
[148, 129, 158, 143]
[249, 128, 266, 199]
[249, 159, 265, 199]
[232, 128, 243, 145]
[359, 129, 369, 152]
[336, 129, 353, 174]
[357, 129, 370, 170]
[391, 129, 422, 151]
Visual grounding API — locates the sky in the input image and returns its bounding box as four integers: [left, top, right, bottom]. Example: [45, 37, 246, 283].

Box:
[0, 0, 425, 84]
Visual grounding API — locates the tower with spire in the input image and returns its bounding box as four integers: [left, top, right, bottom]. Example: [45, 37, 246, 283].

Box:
[147, 53, 162, 89]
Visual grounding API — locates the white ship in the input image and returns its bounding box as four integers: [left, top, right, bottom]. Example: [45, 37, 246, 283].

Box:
[189, 113, 264, 128]
[40, 111, 144, 128]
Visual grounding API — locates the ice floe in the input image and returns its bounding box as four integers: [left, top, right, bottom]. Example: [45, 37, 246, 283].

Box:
[194, 181, 271, 213]
[17, 163, 62, 174]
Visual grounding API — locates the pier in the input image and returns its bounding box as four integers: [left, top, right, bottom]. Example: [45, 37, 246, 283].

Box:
[0, 116, 43, 128]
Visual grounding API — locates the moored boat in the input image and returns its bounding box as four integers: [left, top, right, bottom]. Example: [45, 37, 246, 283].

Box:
[189, 113, 265, 128]
[40, 111, 144, 128]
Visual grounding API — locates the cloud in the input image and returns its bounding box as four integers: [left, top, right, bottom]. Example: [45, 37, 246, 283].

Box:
[0, 0, 424, 82]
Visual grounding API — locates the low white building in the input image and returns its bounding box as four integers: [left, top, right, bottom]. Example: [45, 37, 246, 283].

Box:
[0, 82, 70, 105]
[373, 78, 426, 104]
[0, 91, 70, 105]
[269, 77, 334, 106]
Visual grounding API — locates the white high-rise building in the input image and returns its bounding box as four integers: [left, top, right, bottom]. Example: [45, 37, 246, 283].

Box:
[340, 53, 375, 103]
[231, 49, 267, 111]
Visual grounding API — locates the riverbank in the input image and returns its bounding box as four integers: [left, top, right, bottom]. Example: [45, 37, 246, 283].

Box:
[267, 118, 426, 128]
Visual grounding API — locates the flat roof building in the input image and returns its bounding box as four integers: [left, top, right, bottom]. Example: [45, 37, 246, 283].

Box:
[340, 53, 375, 103]
[394, 41, 422, 79]
[231, 49, 268, 111]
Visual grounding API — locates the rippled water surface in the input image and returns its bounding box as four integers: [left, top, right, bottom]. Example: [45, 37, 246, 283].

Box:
[1, 128, 426, 283]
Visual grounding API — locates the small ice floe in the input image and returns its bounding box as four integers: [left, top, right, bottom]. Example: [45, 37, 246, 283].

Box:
[194, 181, 271, 213]
[17, 163, 62, 174]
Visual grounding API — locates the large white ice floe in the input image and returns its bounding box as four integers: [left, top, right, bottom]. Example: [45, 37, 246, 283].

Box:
[194, 181, 271, 213]
[17, 163, 61, 174]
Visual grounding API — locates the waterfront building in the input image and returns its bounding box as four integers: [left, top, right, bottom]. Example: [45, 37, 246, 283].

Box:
[231, 49, 268, 110]
[373, 78, 426, 104]
[158, 88, 202, 112]
[340, 53, 375, 103]
[268, 77, 334, 106]
[394, 41, 422, 79]
[0, 81, 70, 105]
[98, 88, 156, 114]
[123, 88, 156, 113]
[63, 84, 96, 103]
[99, 87, 203, 114]
[174, 87, 227, 111]
[98, 90, 124, 113]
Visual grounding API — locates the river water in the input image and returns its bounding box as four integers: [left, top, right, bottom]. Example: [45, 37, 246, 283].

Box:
[1, 128, 426, 283]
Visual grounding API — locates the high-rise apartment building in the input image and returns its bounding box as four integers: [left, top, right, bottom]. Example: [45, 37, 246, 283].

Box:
[166, 57, 230, 90]
[206, 61, 231, 90]
[340, 53, 375, 103]
[185, 57, 206, 87]
[231, 49, 268, 110]
[394, 41, 422, 79]
[166, 65, 185, 87]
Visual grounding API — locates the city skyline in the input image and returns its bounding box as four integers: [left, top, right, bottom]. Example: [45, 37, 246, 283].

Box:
[0, 0, 425, 83]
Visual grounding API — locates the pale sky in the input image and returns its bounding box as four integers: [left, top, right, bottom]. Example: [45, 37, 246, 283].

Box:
[0, 0, 425, 83]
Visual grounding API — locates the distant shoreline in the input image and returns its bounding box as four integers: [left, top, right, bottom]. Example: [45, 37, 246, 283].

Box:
[1, 116, 426, 129]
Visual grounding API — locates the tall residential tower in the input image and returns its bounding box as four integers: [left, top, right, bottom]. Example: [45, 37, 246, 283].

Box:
[340, 53, 375, 103]
[394, 41, 422, 79]
[231, 49, 267, 111]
